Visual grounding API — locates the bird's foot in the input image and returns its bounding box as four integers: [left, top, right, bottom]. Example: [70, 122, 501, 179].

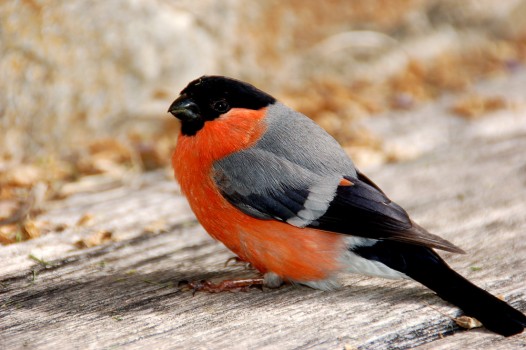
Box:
[180, 278, 265, 294]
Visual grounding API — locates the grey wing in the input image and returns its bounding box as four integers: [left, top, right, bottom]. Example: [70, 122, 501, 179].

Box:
[213, 147, 341, 225]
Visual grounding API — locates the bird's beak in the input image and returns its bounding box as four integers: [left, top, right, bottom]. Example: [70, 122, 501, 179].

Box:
[168, 94, 201, 122]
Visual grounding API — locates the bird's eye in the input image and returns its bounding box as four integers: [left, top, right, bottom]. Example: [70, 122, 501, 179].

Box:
[211, 99, 230, 113]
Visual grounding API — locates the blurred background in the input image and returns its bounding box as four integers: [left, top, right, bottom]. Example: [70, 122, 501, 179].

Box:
[1, 0, 526, 244]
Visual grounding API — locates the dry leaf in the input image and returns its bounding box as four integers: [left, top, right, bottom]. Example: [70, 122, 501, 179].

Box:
[426, 54, 471, 92]
[132, 140, 166, 171]
[451, 94, 507, 119]
[0, 165, 42, 187]
[454, 316, 483, 329]
[23, 220, 41, 239]
[76, 213, 95, 226]
[74, 139, 134, 176]
[74, 230, 113, 249]
[88, 139, 133, 163]
[53, 223, 68, 232]
[0, 224, 19, 244]
[0, 219, 50, 244]
[390, 60, 433, 103]
[144, 219, 168, 234]
[0, 200, 19, 221]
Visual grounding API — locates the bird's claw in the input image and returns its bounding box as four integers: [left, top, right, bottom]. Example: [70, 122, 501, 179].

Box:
[180, 278, 265, 294]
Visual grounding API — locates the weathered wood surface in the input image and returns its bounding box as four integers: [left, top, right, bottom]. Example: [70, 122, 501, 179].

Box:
[1, 73, 526, 349]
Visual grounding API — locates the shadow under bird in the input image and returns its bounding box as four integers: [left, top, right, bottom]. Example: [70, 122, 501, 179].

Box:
[168, 75, 526, 337]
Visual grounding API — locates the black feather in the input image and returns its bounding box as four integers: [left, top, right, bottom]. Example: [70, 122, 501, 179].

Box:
[353, 241, 526, 336]
[313, 177, 411, 234]
[308, 177, 463, 253]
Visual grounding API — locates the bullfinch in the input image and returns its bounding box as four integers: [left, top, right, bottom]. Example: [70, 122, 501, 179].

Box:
[168, 75, 526, 336]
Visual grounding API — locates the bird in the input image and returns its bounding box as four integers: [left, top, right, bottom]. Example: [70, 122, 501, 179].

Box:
[168, 75, 526, 337]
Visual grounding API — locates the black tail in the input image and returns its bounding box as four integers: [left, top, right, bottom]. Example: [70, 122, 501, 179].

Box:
[353, 241, 526, 336]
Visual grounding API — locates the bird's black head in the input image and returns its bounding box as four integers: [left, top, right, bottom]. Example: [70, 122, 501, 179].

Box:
[168, 75, 276, 136]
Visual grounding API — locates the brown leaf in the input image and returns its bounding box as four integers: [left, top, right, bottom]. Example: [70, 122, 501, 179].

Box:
[451, 94, 507, 119]
[0, 220, 49, 245]
[144, 219, 168, 234]
[23, 220, 41, 239]
[74, 139, 134, 176]
[454, 316, 483, 330]
[0, 165, 42, 187]
[0, 224, 19, 244]
[0, 200, 19, 221]
[88, 139, 133, 162]
[76, 213, 95, 226]
[135, 142, 166, 171]
[74, 230, 113, 249]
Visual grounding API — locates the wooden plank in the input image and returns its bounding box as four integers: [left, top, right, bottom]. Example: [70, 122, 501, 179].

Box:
[1, 78, 526, 349]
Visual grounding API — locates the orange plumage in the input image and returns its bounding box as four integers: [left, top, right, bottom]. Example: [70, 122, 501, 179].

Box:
[173, 107, 344, 281]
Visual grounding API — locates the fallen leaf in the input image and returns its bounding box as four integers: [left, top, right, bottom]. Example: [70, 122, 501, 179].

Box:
[133, 141, 165, 171]
[0, 224, 18, 244]
[0, 165, 42, 187]
[53, 223, 68, 232]
[454, 316, 483, 329]
[76, 213, 95, 226]
[88, 139, 133, 163]
[74, 230, 113, 249]
[451, 94, 507, 119]
[23, 220, 41, 239]
[0, 200, 19, 221]
[144, 219, 167, 234]
[0, 219, 53, 244]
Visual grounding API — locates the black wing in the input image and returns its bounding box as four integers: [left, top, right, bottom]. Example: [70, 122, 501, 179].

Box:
[309, 172, 465, 253]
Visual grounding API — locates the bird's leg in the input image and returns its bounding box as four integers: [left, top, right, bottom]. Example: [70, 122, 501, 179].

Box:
[179, 272, 285, 294]
[185, 278, 265, 294]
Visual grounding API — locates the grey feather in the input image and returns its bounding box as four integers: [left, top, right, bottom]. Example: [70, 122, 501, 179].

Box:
[257, 103, 357, 177]
[213, 103, 351, 225]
